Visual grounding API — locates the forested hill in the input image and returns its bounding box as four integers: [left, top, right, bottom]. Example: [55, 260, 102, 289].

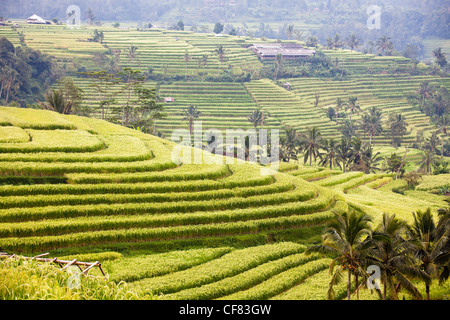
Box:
[0, 0, 447, 34]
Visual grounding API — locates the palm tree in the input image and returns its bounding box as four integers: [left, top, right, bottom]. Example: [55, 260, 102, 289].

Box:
[183, 105, 201, 135]
[200, 54, 208, 82]
[294, 30, 303, 42]
[410, 208, 450, 300]
[376, 35, 394, 55]
[301, 127, 323, 166]
[125, 46, 139, 66]
[339, 119, 357, 141]
[306, 210, 373, 300]
[388, 113, 409, 146]
[247, 108, 267, 128]
[432, 48, 447, 68]
[273, 53, 283, 80]
[349, 137, 366, 168]
[184, 50, 192, 80]
[335, 97, 347, 119]
[361, 106, 383, 145]
[332, 34, 343, 50]
[362, 145, 383, 173]
[417, 149, 435, 174]
[306, 36, 319, 48]
[215, 45, 228, 75]
[370, 213, 423, 300]
[314, 92, 320, 108]
[417, 81, 433, 110]
[39, 89, 73, 114]
[367, 40, 375, 54]
[346, 96, 361, 120]
[319, 138, 341, 170]
[347, 34, 361, 52]
[280, 126, 300, 162]
[286, 25, 295, 40]
[336, 138, 353, 173]
[437, 114, 448, 136]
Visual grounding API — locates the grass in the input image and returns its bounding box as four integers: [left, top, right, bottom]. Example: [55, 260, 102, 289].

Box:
[0, 23, 448, 300]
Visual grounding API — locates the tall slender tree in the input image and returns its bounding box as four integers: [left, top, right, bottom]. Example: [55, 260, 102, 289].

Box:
[248, 108, 267, 128]
[410, 208, 450, 300]
[301, 127, 323, 166]
[183, 105, 201, 135]
[347, 34, 361, 52]
[376, 35, 394, 55]
[370, 213, 423, 300]
[184, 50, 192, 80]
[306, 210, 373, 300]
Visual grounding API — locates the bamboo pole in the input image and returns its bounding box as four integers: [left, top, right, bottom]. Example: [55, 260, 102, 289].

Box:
[0, 252, 106, 278]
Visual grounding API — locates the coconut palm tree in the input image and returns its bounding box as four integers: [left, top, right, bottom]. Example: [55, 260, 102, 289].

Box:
[432, 47, 447, 68]
[184, 50, 192, 80]
[388, 113, 409, 146]
[362, 145, 383, 173]
[273, 53, 284, 80]
[306, 35, 319, 48]
[410, 208, 450, 300]
[301, 127, 323, 166]
[183, 105, 201, 135]
[319, 138, 341, 170]
[437, 114, 448, 136]
[417, 149, 435, 174]
[306, 210, 373, 300]
[286, 24, 295, 40]
[280, 126, 301, 162]
[347, 34, 361, 52]
[200, 54, 209, 82]
[339, 119, 357, 141]
[361, 106, 383, 145]
[125, 45, 140, 66]
[39, 89, 73, 114]
[331, 34, 343, 50]
[367, 40, 375, 54]
[349, 137, 366, 168]
[376, 35, 394, 55]
[346, 96, 361, 120]
[417, 81, 433, 110]
[334, 138, 351, 172]
[370, 213, 423, 300]
[335, 97, 347, 119]
[247, 108, 267, 128]
[215, 45, 228, 75]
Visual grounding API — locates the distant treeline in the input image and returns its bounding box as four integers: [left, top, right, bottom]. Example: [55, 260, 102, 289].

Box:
[0, 0, 448, 60]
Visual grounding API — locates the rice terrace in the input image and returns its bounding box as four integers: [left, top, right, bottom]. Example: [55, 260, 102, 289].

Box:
[0, 0, 449, 308]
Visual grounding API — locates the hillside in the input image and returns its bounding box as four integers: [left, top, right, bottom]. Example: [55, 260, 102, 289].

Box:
[1, 24, 447, 145]
[0, 106, 449, 300]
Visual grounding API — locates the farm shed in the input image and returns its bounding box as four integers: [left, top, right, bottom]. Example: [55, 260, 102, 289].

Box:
[250, 43, 316, 60]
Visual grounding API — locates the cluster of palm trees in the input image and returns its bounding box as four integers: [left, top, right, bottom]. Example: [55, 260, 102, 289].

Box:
[183, 45, 229, 81]
[329, 97, 410, 147]
[307, 203, 450, 300]
[280, 126, 383, 173]
[324, 34, 394, 56]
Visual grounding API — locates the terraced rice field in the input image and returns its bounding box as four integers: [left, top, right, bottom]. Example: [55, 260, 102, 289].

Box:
[0, 106, 348, 299]
[322, 49, 414, 74]
[100, 28, 262, 77]
[156, 81, 283, 136]
[0, 24, 449, 300]
[272, 74, 450, 143]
